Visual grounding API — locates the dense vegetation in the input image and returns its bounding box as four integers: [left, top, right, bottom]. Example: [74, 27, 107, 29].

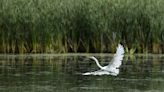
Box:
[0, 0, 164, 53]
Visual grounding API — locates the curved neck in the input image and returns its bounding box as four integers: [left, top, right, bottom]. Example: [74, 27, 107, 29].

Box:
[92, 57, 103, 69]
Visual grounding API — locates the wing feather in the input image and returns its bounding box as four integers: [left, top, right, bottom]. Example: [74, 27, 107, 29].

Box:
[108, 44, 124, 68]
[82, 70, 118, 76]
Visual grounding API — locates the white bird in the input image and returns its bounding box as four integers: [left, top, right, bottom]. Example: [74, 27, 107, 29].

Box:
[83, 44, 124, 76]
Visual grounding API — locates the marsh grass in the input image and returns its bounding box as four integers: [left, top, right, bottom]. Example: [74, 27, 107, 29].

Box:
[0, 0, 164, 53]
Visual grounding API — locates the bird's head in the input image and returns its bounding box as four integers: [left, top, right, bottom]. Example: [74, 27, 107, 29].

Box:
[89, 56, 97, 60]
[83, 56, 97, 63]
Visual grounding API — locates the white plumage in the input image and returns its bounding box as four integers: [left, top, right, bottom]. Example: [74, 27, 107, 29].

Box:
[83, 44, 125, 76]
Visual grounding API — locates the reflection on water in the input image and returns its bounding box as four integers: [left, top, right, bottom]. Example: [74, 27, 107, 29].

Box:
[0, 54, 164, 92]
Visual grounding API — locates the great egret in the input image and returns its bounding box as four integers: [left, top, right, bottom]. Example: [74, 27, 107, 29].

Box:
[83, 44, 124, 76]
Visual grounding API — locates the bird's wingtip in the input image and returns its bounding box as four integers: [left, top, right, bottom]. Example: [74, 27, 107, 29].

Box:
[116, 43, 125, 54]
[118, 43, 123, 47]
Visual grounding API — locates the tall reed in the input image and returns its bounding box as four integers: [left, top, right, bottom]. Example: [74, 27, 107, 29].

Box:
[0, 0, 164, 53]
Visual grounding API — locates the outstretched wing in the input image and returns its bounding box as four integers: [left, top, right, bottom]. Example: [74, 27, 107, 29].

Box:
[82, 70, 118, 76]
[108, 44, 124, 68]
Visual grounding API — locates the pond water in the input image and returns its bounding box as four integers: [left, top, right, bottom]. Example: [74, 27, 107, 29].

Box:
[0, 54, 164, 92]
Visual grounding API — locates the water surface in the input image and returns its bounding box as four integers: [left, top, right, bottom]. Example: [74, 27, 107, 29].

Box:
[0, 54, 164, 92]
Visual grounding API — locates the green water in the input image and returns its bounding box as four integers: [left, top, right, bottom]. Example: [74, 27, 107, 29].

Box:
[0, 54, 164, 92]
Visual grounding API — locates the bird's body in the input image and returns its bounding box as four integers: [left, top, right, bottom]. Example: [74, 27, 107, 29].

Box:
[83, 44, 124, 76]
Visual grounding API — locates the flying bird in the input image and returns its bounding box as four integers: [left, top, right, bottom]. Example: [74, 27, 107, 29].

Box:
[83, 44, 124, 76]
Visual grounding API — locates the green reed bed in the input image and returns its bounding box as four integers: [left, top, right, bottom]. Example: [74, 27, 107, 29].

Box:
[0, 0, 164, 53]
